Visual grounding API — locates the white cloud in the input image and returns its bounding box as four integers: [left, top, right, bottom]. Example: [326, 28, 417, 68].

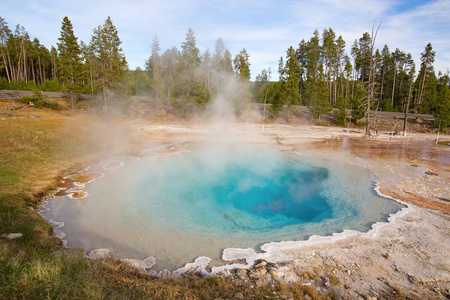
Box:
[380, 0, 450, 72]
[1, 0, 449, 76]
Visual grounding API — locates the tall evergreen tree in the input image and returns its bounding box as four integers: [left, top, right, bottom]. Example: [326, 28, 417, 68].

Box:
[146, 36, 162, 99]
[416, 43, 435, 113]
[180, 28, 200, 71]
[212, 38, 233, 91]
[279, 46, 301, 121]
[160, 46, 180, 99]
[296, 39, 308, 99]
[233, 48, 251, 116]
[306, 30, 321, 83]
[309, 64, 330, 122]
[201, 48, 212, 90]
[89, 16, 127, 113]
[435, 73, 450, 128]
[0, 17, 12, 82]
[233, 48, 251, 81]
[322, 28, 335, 105]
[175, 28, 209, 108]
[57, 16, 82, 108]
[335, 35, 346, 103]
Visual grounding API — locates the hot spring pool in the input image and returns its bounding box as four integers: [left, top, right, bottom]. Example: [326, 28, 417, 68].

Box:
[42, 144, 403, 270]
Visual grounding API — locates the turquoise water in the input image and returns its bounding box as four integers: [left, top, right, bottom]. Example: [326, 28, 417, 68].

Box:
[43, 144, 403, 270]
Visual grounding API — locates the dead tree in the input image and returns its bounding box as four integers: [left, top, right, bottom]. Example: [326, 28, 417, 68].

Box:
[403, 66, 415, 136]
[365, 21, 381, 138]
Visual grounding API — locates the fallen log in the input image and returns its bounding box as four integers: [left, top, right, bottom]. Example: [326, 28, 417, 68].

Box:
[0, 112, 39, 118]
[7, 103, 27, 110]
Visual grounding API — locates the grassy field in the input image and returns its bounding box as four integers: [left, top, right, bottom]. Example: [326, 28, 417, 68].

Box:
[0, 108, 337, 299]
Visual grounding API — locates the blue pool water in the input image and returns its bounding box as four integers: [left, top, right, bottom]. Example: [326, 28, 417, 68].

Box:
[43, 144, 403, 270]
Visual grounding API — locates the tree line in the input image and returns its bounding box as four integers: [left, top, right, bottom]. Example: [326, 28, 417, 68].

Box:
[259, 28, 449, 127]
[0, 16, 127, 112]
[0, 16, 252, 117]
[0, 16, 448, 126]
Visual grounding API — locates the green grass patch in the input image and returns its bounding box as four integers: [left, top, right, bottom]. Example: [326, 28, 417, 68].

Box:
[0, 169, 20, 187]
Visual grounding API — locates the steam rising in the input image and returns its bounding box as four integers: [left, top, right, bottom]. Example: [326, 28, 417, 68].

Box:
[45, 80, 403, 272]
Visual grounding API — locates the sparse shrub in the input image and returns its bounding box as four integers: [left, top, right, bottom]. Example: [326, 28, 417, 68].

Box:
[317, 121, 329, 126]
[335, 95, 347, 126]
[357, 120, 366, 127]
[20, 92, 62, 110]
[171, 98, 198, 119]
[328, 274, 342, 286]
[40, 79, 62, 92]
[280, 105, 295, 122]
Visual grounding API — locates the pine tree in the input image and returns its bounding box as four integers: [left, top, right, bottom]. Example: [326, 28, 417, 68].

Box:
[309, 64, 330, 122]
[233, 48, 251, 116]
[146, 36, 162, 100]
[90, 16, 127, 113]
[306, 30, 321, 83]
[160, 46, 180, 99]
[174, 28, 209, 110]
[57, 16, 82, 108]
[296, 39, 308, 100]
[201, 48, 212, 90]
[0, 17, 12, 82]
[212, 38, 233, 91]
[335, 35, 346, 104]
[435, 74, 450, 128]
[278, 46, 300, 121]
[322, 28, 335, 105]
[416, 43, 435, 113]
[233, 48, 251, 81]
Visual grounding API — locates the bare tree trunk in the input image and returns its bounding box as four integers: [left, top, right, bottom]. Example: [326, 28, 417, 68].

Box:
[346, 76, 350, 107]
[17, 47, 22, 80]
[328, 60, 332, 105]
[52, 55, 57, 81]
[352, 69, 355, 99]
[31, 59, 36, 84]
[379, 65, 385, 105]
[8, 51, 16, 81]
[38, 56, 43, 85]
[391, 62, 397, 107]
[2, 50, 11, 82]
[417, 66, 427, 113]
[22, 39, 27, 83]
[334, 74, 338, 105]
[403, 67, 414, 136]
[339, 54, 343, 101]
[365, 21, 381, 138]
[262, 91, 267, 132]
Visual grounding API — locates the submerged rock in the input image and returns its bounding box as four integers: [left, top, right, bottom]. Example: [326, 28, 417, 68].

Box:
[87, 248, 113, 259]
[119, 256, 156, 272]
[425, 171, 438, 176]
[174, 256, 211, 278]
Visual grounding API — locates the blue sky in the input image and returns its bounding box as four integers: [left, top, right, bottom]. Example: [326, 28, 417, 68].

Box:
[1, 0, 449, 80]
